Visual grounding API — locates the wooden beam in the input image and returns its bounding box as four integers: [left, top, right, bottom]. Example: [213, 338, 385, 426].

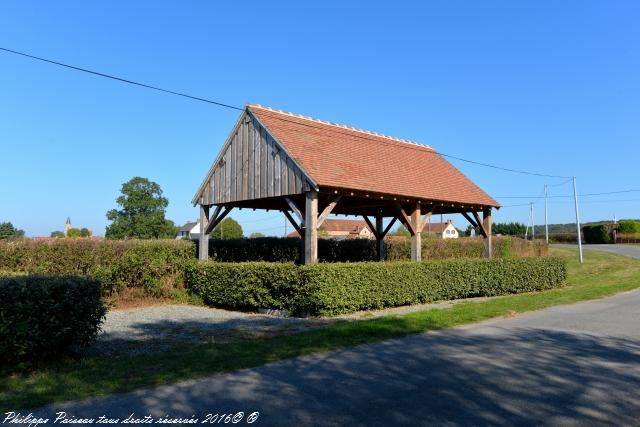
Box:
[304, 190, 318, 264]
[417, 205, 435, 233]
[284, 196, 304, 224]
[410, 202, 421, 261]
[362, 215, 379, 240]
[205, 206, 232, 235]
[317, 195, 341, 228]
[282, 210, 302, 236]
[462, 212, 479, 229]
[375, 215, 385, 261]
[199, 205, 210, 260]
[473, 211, 488, 238]
[381, 217, 398, 239]
[483, 208, 493, 258]
[395, 202, 415, 235]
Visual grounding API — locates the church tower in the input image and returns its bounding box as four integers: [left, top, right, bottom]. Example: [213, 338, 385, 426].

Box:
[65, 217, 72, 236]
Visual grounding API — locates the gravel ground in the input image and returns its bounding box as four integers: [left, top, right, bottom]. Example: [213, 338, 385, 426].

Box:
[87, 300, 463, 357]
[87, 305, 331, 356]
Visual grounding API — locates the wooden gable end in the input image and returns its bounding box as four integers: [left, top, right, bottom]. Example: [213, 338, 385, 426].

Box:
[197, 111, 312, 206]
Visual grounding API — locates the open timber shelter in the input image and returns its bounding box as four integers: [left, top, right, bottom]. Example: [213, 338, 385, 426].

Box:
[192, 105, 500, 264]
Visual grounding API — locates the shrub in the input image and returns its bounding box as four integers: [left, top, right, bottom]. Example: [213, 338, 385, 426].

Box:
[206, 236, 545, 263]
[0, 276, 106, 365]
[0, 239, 195, 298]
[548, 233, 578, 243]
[617, 221, 640, 234]
[208, 237, 300, 262]
[186, 257, 567, 316]
[386, 236, 546, 260]
[301, 257, 566, 315]
[185, 261, 302, 310]
[582, 225, 612, 244]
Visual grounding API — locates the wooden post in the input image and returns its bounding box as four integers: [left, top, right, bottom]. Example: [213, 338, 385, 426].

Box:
[483, 208, 492, 258]
[199, 204, 210, 260]
[376, 214, 385, 261]
[411, 202, 421, 261]
[304, 189, 318, 264]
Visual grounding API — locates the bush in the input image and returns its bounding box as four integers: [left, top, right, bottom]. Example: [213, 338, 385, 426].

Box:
[0, 239, 195, 298]
[617, 221, 640, 234]
[301, 257, 566, 315]
[208, 237, 299, 262]
[548, 233, 578, 243]
[0, 276, 106, 365]
[186, 257, 567, 316]
[185, 262, 302, 310]
[582, 225, 612, 244]
[206, 236, 545, 263]
[207, 237, 379, 263]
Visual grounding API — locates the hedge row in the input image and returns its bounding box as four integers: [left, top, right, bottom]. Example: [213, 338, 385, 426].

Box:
[582, 224, 612, 244]
[206, 237, 379, 262]
[0, 238, 195, 297]
[206, 236, 547, 263]
[185, 257, 567, 316]
[0, 276, 106, 364]
[617, 221, 640, 234]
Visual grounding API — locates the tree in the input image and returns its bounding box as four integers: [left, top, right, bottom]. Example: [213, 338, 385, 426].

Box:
[463, 224, 478, 237]
[390, 224, 410, 237]
[105, 177, 178, 239]
[0, 222, 25, 239]
[492, 222, 527, 236]
[50, 231, 65, 238]
[249, 232, 266, 238]
[211, 217, 243, 239]
[79, 228, 92, 237]
[66, 228, 82, 238]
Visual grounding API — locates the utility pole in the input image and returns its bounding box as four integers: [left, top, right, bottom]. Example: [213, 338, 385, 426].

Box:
[284, 217, 288, 237]
[530, 202, 535, 240]
[544, 184, 549, 244]
[573, 176, 584, 263]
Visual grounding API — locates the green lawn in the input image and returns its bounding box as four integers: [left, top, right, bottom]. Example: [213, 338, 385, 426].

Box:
[3, 247, 640, 411]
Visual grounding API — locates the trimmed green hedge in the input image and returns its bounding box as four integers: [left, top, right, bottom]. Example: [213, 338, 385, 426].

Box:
[185, 262, 301, 310]
[0, 239, 194, 297]
[207, 237, 378, 262]
[206, 236, 546, 262]
[582, 224, 612, 244]
[0, 276, 107, 364]
[617, 221, 640, 234]
[186, 257, 567, 316]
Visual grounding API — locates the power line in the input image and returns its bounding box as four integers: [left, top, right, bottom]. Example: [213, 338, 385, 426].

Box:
[499, 202, 534, 208]
[549, 198, 640, 205]
[497, 189, 640, 199]
[254, 109, 571, 179]
[1, 46, 572, 180]
[0, 47, 243, 111]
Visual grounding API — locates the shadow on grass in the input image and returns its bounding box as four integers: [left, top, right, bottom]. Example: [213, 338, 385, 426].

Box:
[27, 327, 640, 426]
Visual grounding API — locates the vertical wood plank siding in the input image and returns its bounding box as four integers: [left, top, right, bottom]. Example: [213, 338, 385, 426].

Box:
[199, 111, 308, 205]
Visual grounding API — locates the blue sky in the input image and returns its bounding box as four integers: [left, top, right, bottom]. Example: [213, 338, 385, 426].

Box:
[1, 1, 638, 237]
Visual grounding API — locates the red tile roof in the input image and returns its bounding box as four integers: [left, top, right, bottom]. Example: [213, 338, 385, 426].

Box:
[424, 221, 455, 234]
[287, 219, 371, 238]
[249, 105, 499, 207]
[323, 219, 371, 233]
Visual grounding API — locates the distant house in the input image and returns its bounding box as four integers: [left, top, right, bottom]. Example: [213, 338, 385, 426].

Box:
[176, 221, 200, 240]
[424, 219, 459, 239]
[288, 218, 374, 240]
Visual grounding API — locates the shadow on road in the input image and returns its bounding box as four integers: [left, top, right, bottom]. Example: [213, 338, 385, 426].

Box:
[36, 326, 640, 426]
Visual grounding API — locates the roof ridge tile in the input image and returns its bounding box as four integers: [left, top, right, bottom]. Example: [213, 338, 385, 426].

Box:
[248, 104, 433, 150]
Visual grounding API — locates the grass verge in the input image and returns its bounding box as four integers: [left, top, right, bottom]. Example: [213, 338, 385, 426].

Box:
[2, 247, 639, 411]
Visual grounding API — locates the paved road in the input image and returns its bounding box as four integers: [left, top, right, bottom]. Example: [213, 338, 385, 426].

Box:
[554, 243, 640, 259]
[28, 289, 640, 426]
